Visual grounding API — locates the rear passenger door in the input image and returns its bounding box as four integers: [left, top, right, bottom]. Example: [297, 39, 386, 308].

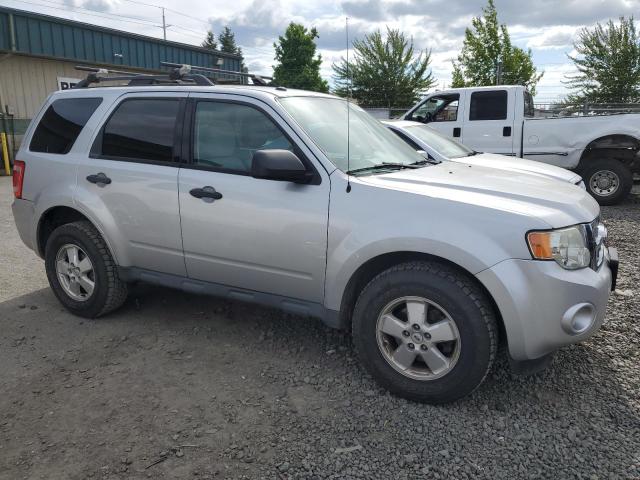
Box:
[462, 89, 515, 155]
[177, 95, 330, 303]
[75, 92, 187, 276]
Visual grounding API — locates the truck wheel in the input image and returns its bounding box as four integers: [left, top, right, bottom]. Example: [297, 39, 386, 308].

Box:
[45, 221, 128, 318]
[581, 158, 633, 206]
[352, 261, 498, 404]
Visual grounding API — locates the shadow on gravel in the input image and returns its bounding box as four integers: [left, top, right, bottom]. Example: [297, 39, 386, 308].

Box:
[1, 280, 638, 479]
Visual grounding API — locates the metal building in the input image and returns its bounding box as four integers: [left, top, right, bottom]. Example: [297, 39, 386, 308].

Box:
[0, 6, 242, 155]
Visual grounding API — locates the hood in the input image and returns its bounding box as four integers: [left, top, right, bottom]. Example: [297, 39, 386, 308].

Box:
[358, 162, 599, 228]
[455, 152, 582, 184]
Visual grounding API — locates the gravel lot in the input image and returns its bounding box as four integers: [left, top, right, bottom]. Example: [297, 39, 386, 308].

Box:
[0, 177, 639, 480]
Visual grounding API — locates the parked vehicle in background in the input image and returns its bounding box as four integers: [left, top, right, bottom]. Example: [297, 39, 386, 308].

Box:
[384, 120, 585, 187]
[403, 85, 639, 205]
[12, 66, 618, 404]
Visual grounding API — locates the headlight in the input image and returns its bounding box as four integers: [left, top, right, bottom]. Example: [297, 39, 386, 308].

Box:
[527, 225, 591, 270]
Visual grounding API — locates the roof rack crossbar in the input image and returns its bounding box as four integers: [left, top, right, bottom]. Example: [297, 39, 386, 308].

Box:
[160, 62, 274, 86]
[72, 65, 214, 88]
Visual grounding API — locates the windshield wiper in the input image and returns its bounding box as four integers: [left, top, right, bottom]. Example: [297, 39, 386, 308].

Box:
[347, 163, 418, 174]
[411, 158, 440, 166]
[466, 151, 481, 156]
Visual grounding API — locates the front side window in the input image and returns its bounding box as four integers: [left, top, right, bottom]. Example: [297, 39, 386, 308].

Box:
[469, 90, 508, 121]
[30, 97, 102, 154]
[409, 95, 459, 123]
[193, 102, 293, 173]
[100, 99, 180, 162]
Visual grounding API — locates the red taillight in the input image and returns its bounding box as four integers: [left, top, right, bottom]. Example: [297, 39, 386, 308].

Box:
[13, 160, 25, 199]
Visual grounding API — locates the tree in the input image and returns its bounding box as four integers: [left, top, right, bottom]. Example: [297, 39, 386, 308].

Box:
[201, 30, 217, 50]
[566, 17, 640, 103]
[218, 26, 246, 71]
[273, 23, 329, 92]
[451, 0, 543, 94]
[332, 28, 435, 107]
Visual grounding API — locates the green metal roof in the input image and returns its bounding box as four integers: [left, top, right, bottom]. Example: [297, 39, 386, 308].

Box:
[0, 7, 241, 74]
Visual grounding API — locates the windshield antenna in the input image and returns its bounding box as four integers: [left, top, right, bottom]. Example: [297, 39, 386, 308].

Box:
[346, 16, 352, 193]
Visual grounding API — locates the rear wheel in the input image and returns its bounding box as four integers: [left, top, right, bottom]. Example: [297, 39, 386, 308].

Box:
[45, 221, 127, 318]
[581, 157, 633, 206]
[352, 261, 498, 404]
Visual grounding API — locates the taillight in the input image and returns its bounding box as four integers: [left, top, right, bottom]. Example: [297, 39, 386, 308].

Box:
[13, 160, 25, 199]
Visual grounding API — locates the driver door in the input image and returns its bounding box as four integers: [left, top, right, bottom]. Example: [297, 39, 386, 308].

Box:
[406, 92, 465, 142]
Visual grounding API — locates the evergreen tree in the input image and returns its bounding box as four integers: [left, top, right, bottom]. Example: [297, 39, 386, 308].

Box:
[218, 26, 246, 71]
[273, 23, 329, 92]
[201, 30, 217, 50]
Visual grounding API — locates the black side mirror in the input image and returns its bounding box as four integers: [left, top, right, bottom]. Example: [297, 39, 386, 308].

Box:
[251, 149, 312, 183]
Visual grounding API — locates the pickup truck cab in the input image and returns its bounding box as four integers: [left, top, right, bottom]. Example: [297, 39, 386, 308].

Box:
[12, 68, 618, 404]
[403, 85, 638, 205]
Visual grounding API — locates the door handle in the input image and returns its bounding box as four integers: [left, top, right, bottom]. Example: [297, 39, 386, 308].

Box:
[453, 127, 461, 138]
[503, 126, 512, 137]
[190, 186, 223, 201]
[86, 173, 111, 185]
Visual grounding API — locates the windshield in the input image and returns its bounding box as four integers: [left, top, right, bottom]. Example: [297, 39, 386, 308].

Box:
[404, 125, 474, 159]
[279, 97, 425, 174]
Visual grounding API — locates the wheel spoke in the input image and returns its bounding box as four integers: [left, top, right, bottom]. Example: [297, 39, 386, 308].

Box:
[392, 344, 417, 370]
[77, 256, 93, 274]
[406, 300, 426, 325]
[68, 280, 82, 296]
[380, 314, 408, 340]
[57, 260, 70, 274]
[66, 246, 79, 265]
[425, 319, 457, 343]
[77, 275, 94, 295]
[420, 347, 450, 375]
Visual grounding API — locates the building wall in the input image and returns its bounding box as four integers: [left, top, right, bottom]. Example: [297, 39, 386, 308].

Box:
[0, 54, 81, 121]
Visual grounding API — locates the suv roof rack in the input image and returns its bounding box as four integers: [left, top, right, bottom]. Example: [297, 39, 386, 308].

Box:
[160, 62, 274, 86]
[73, 64, 214, 88]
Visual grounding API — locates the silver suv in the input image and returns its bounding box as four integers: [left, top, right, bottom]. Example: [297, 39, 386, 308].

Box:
[12, 72, 618, 403]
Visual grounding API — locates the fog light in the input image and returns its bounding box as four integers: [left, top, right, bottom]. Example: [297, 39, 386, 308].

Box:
[561, 303, 596, 335]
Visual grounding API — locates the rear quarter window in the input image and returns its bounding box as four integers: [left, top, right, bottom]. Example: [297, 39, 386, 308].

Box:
[30, 98, 102, 154]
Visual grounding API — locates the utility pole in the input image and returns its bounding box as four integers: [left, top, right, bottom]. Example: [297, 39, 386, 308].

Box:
[162, 7, 167, 41]
[496, 60, 503, 85]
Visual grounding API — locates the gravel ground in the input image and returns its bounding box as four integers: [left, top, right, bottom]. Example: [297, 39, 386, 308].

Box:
[0, 177, 639, 480]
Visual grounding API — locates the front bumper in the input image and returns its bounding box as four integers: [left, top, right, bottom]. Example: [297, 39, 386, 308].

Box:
[12, 198, 36, 252]
[477, 251, 615, 361]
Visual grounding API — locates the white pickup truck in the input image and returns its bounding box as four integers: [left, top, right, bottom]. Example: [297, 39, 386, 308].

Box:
[403, 85, 639, 204]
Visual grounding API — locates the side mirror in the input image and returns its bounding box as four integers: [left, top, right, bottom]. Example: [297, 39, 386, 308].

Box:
[251, 149, 312, 183]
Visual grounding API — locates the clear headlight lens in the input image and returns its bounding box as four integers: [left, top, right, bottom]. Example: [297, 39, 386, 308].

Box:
[527, 225, 591, 270]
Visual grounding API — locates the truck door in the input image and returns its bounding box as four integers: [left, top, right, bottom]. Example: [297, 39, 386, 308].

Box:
[462, 89, 515, 155]
[405, 92, 465, 141]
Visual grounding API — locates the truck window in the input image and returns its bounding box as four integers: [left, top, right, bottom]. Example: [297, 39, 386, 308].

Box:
[524, 91, 535, 118]
[409, 94, 459, 123]
[30, 98, 102, 154]
[469, 90, 507, 121]
[99, 99, 180, 163]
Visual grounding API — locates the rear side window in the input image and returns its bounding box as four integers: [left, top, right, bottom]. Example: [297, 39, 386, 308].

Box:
[100, 99, 180, 162]
[469, 90, 508, 121]
[30, 98, 102, 154]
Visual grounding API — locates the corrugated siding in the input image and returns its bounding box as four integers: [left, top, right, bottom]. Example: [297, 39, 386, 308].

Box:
[0, 56, 84, 119]
[0, 11, 9, 51]
[1, 8, 240, 74]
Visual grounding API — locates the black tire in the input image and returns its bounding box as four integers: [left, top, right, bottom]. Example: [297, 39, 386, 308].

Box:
[581, 157, 633, 206]
[45, 220, 128, 318]
[352, 261, 498, 404]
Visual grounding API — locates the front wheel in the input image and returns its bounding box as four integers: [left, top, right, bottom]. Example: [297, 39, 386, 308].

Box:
[581, 158, 633, 206]
[352, 261, 498, 404]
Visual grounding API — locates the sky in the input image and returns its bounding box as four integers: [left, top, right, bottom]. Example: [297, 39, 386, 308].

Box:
[4, 0, 639, 103]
